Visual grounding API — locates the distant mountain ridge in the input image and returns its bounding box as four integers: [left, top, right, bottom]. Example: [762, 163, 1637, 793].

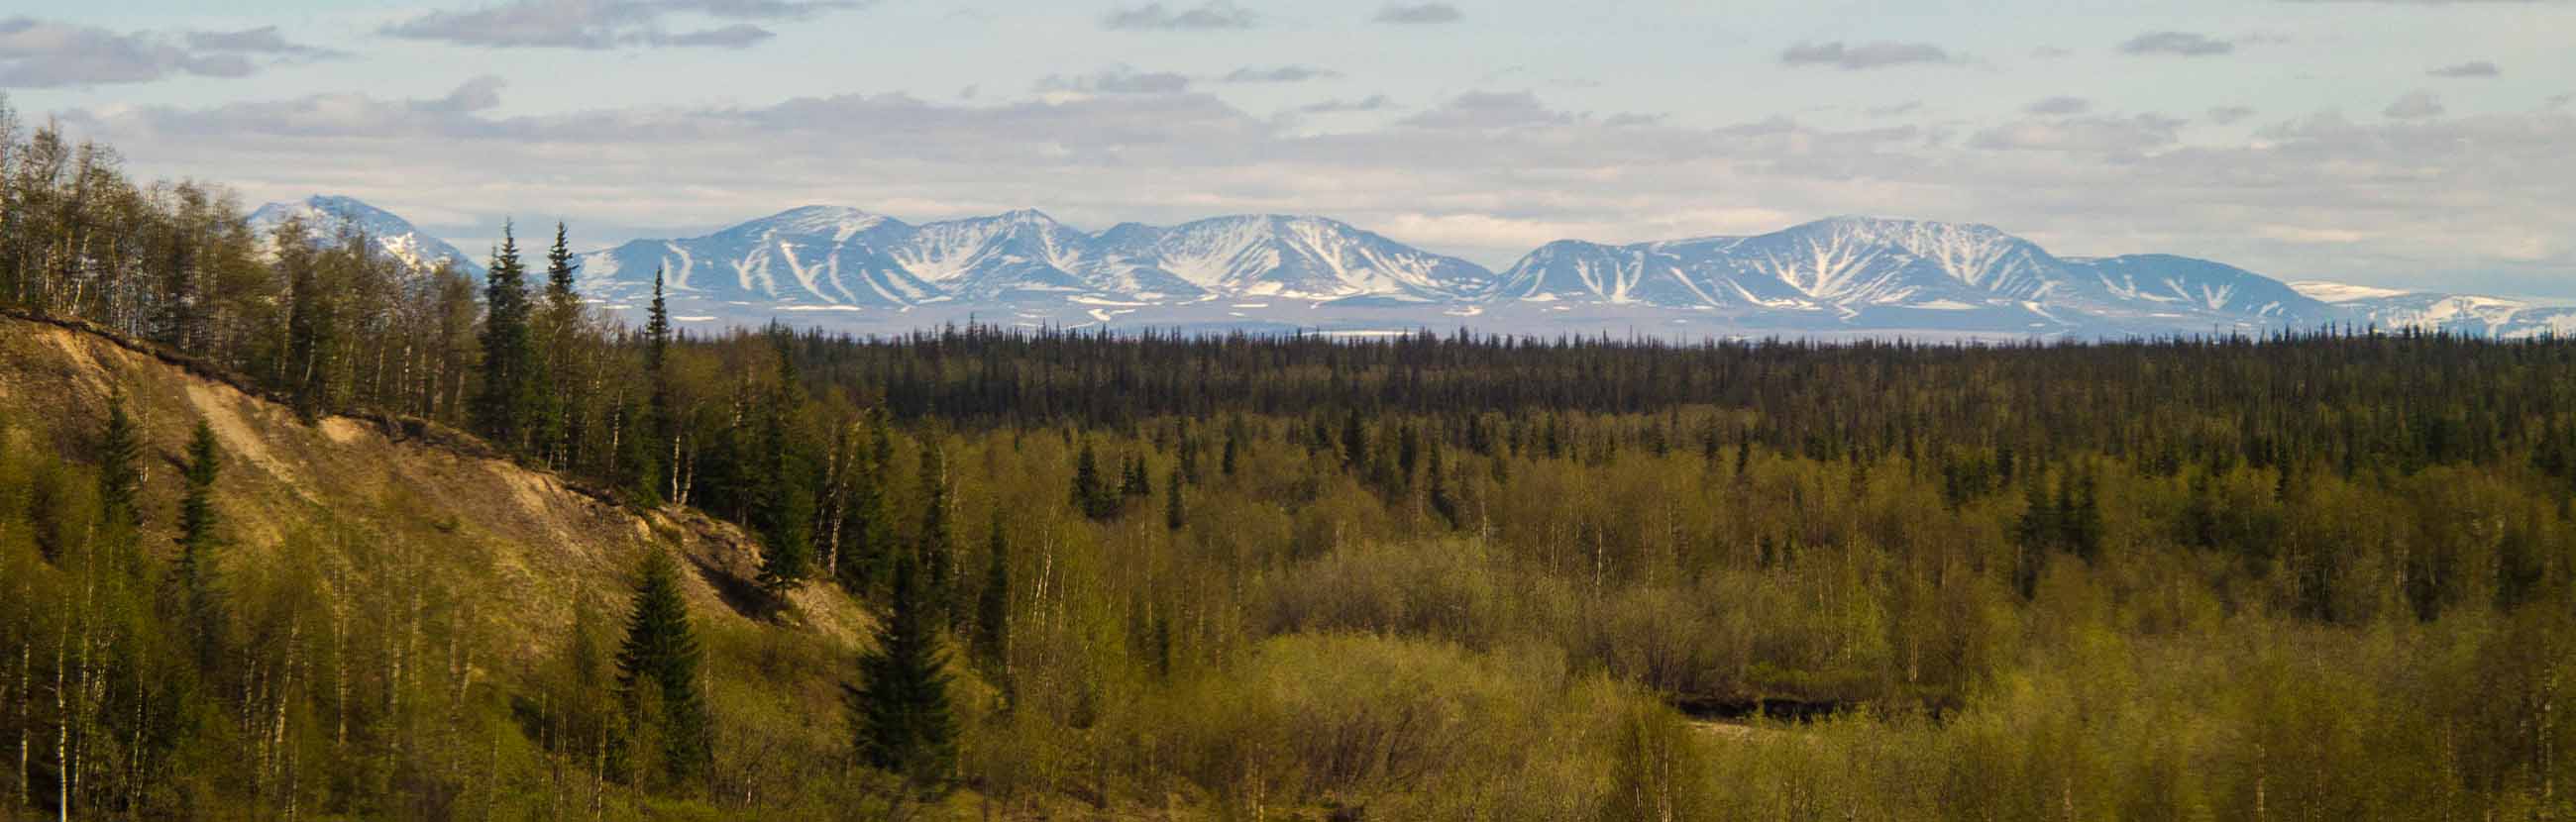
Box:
[251, 195, 2556, 339]
[2290, 280, 2576, 339]
[573, 206, 1496, 310]
[249, 195, 487, 278]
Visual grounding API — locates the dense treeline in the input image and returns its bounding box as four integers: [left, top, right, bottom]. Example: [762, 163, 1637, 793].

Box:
[6, 101, 2576, 818]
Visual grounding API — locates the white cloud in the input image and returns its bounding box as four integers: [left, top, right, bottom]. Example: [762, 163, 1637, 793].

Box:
[2427, 60, 2500, 78]
[1294, 95, 1395, 114]
[1035, 65, 1194, 95]
[2026, 96, 2092, 116]
[2118, 32, 2234, 56]
[1779, 41, 1955, 69]
[2207, 106, 2257, 125]
[1221, 65, 1342, 83]
[1396, 91, 1574, 130]
[1102, 1, 1257, 31]
[1374, 3, 1463, 24]
[2384, 89, 2445, 119]
[0, 17, 340, 88]
[381, 0, 862, 50]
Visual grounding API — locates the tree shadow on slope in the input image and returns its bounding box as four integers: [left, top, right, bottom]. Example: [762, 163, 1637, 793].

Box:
[683, 551, 790, 623]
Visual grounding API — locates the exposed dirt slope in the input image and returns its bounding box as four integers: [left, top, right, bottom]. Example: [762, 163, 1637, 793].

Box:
[0, 314, 871, 663]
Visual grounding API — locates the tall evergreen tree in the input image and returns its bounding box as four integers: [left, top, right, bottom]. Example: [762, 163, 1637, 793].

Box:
[1072, 442, 1115, 520]
[1177, 430, 1201, 485]
[1428, 441, 1460, 528]
[277, 218, 334, 418]
[536, 223, 583, 464]
[1163, 466, 1186, 531]
[839, 416, 895, 594]
[755, 326, 815, 596]
[1120, 454, 1151, 499]
[2013, 479, 2057, 599]
[543, 222, 580, 318]
[2064, 469, 2103, 562]
[615, 392, 662, 506]
[973, 514, 1011, 688]
[644, 268, 675, 501]
[616, 548, 713, 792]
[98, 389, 142, 529]
[475, 223, 537, 448]
[849, 554, 957, 791]
[1342, 410, 1368, 469]
[170, 419, 225, 668]
[917, 442, 953, 619]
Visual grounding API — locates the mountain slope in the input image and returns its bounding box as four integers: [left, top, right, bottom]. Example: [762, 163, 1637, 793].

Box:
[250, 195, 487, 278]
[580, 205, 934, 310]
[1099, 215, 1497, 301]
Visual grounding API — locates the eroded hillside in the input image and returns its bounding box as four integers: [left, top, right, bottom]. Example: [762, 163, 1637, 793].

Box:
[0, 313, 873, 656]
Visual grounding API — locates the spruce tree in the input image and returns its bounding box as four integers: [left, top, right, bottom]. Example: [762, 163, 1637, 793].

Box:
[1428, 442, 1460, 528]
[616, 548, 713, 791]
[755, 326, 814, 596]
[849, 553, 957, 791]
[537, 222, 583, 463]
[2065, 470, 2104, 562]
[1120, 454, 1150, 499]
[917, 443, 953, 619]
[973, 515, 1011, 697]
[543, 222, 581, 318]
[1342, 411, 1368, 469]
[1163, 466, 1186, 531]
[839, 411, 898, 594]
[1222, 428, 1239, 476]
[476, 223, 537, 448]
[1398, 423, 1422, 490]
[2013, 479, 2057, 599]
[616, 393, 661, 506]
[754, 483, 815, 596]
[171, 419, 225, 668]
[273, 217, 333, 418]
[98, 389, 142, 528]
[1072, 442, 1114, 520]
[644, 268, 674, 501]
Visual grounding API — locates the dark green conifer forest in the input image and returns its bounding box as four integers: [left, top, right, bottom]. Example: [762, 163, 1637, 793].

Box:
[4, 101, 2576, 819]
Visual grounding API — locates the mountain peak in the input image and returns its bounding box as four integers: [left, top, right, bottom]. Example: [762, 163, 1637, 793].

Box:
[1796, 215, 2013, 239]
[250, 194, 485, 277]
[740, 205, 893, 236]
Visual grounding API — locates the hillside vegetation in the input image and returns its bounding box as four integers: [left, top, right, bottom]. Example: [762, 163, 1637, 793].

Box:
[4, 102, 2576, 820]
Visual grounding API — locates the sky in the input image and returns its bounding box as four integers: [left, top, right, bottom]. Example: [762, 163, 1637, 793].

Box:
[4, 0, 2573, 296]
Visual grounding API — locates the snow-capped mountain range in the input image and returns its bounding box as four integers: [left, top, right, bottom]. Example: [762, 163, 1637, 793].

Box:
[1492, 218, 2330, 334]
[251, 196, 2569, 339]
[574, 206, 1495, 309]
